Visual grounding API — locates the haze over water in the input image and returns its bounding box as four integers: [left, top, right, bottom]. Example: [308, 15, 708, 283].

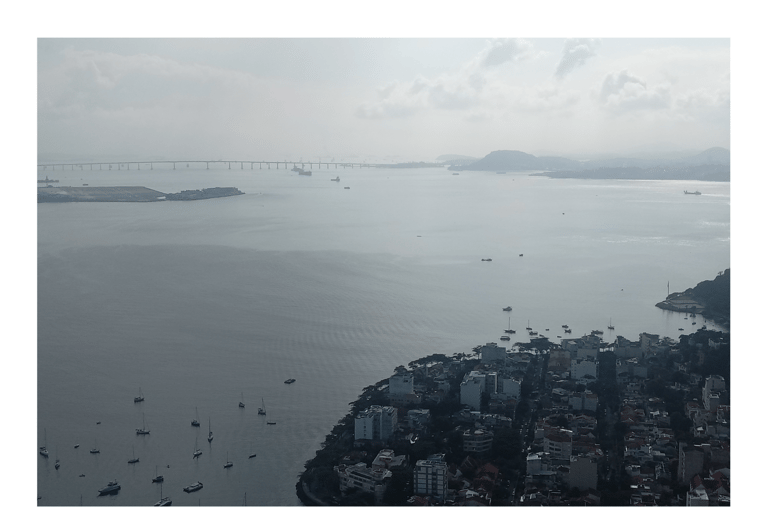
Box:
[37, 165, 729, 505]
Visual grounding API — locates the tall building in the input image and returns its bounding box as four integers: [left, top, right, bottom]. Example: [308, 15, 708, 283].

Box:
[414, 454, 448, 501]
[354, 405, 398, 441]
[460, 371, 486, 411]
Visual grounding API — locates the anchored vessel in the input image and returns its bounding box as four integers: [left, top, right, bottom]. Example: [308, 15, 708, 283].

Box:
[98, 480, 121, 495]
[183, 481, 203, 493]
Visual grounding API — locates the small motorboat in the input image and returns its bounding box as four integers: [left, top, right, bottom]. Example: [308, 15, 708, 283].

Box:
[183, 481, 203, 493]
[98, 479, 121, 495]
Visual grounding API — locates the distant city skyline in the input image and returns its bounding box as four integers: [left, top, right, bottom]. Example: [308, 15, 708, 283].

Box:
[38, 37, 729, 163]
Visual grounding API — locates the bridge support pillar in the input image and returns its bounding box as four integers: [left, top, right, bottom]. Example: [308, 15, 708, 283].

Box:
[173, 162, 176, 170]
[206, 162, 209, 170]
[229, 162, 231, 169]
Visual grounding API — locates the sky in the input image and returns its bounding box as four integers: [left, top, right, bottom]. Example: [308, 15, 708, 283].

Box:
[37, 35, 730, 163]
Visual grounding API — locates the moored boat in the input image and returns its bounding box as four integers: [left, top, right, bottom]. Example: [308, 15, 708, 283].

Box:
[98, 480, 121, 495]
[154, 481, 171, 506]
[258, 398, 266, 416]
[183, 481, 203, 493]
[136, 413, 150, 435]
[134, 387, 144, 403]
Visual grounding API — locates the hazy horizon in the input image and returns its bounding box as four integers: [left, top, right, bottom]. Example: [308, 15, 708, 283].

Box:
[38, 38, 729, 164]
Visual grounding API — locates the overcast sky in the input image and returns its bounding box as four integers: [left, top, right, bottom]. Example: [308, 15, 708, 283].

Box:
[37, 36, 729, 163]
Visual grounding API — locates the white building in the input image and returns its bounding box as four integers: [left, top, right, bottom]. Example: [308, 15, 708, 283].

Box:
[336, 462, 392, 503]
[460, 371, 486, 411]
[570, 358, 599, 381]
[354, 405, 398, 441]
[414, 454, 448, 501]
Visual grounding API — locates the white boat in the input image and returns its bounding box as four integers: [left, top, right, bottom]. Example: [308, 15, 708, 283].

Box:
[193, 437, 202, 458]
[134, 387, 144, 403]
[258, 398, 266, 416]
[152, 465, 164, 483]
[154, 481, 171, 506]
[90, 436, 100, 454]
[191, 406, 200, 427]
[136, 413, 150, 435]
[128, 446, 139, 464]
[224, 451, 233, 468]
[207, 418, 213, 443]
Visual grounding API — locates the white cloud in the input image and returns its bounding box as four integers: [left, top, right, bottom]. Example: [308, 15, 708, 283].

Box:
[478, 38, 536, 67]
[356, 38, 559, 120]
[555, 38, 600, 78]
[597, 70, 671, 113]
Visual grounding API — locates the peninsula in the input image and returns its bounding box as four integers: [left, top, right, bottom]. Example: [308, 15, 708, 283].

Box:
[37, 186, 244, 203]
[655, 269, 730, 326]
[297, 326, 730, 506]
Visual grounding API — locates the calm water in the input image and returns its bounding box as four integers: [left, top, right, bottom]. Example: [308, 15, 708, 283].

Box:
[37, 166, 729, 505]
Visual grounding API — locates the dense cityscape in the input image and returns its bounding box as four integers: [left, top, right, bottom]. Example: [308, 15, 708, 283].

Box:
[298, 302, 729, 506]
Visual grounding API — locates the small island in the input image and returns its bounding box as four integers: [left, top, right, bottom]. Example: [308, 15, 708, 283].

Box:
[37, 186, 244, 203]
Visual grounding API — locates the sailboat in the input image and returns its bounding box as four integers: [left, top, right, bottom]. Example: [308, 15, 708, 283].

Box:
[193, 436, 202, 458]
[207, 418, 213, 443]
[258, 398, 266, 416]
[134, 387, 145, 403]
[224, 451, 233, 468]
[526, 319, 532, 331]
[191, 406, 200, 427]
[239, 392, 245, 408]
[154, 481, 172, 506]
[608, 318, 615, 330]
[152, 465, 164, 483]
[55, 448, 60, 470]
[505, 316, 515, 334]
[136, 413, 150, 435]
[128, 446, 139, 464]
[39, 429, 49, 458]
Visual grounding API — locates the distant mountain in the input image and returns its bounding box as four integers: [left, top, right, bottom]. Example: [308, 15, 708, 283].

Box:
[451, 147, 729, 181]
[450, 150, 580, 171]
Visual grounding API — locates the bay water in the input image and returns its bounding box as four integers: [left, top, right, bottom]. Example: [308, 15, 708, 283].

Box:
[37, 165, 729, 505]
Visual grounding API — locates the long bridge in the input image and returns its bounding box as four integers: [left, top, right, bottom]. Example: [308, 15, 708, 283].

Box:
[37, 160, 383, 171]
